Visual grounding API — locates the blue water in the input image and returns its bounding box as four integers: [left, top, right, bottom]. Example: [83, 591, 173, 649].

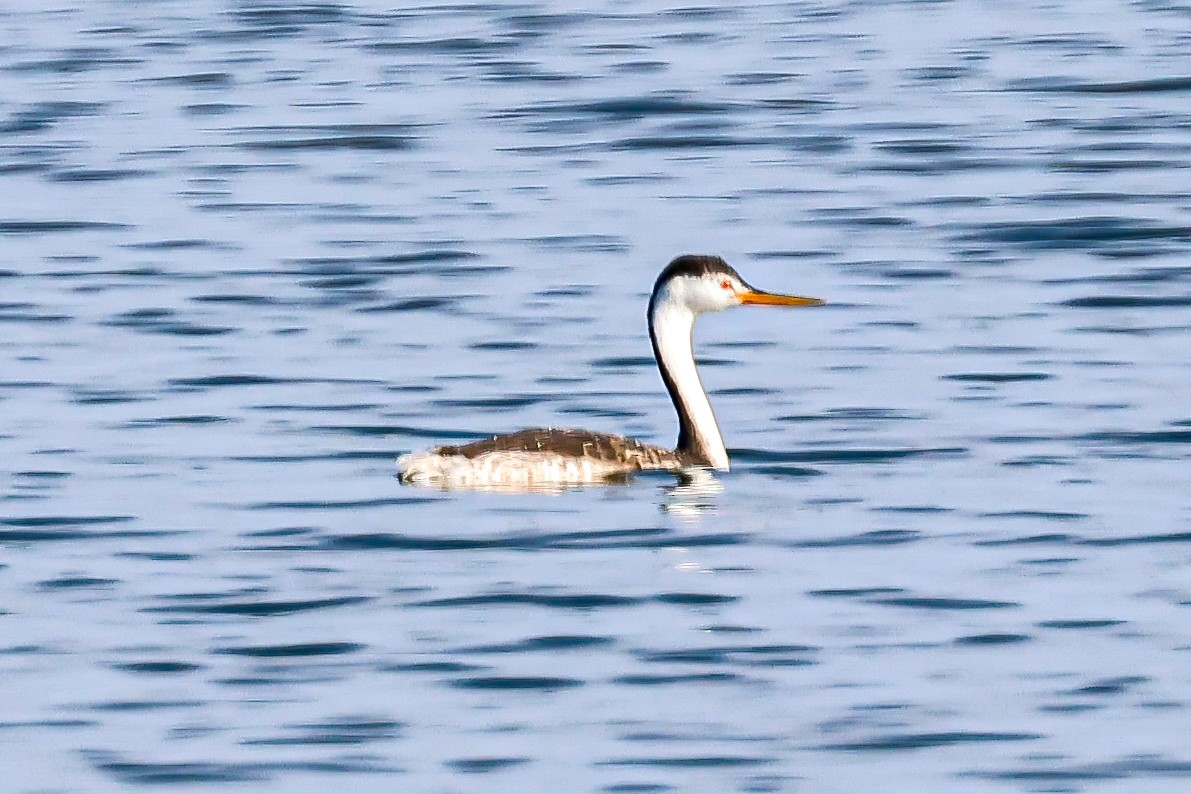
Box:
[2, 1, 1190, 792]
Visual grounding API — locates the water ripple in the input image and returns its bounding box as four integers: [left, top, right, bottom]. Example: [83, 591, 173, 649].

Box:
[3, 2, 1189, 791]
[821, 731, 1043, 751]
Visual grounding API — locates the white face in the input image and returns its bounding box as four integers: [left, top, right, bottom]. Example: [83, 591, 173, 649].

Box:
[665, 273, 748, 315]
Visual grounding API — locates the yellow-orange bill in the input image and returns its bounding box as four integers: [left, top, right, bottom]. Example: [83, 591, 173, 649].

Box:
[740, 290, 824, 307]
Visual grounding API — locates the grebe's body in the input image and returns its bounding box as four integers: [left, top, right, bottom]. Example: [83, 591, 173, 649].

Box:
[397, 255, 822, 489]
[396, 428, 691, 489]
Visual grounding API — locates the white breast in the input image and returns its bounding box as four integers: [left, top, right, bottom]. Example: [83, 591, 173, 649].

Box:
[397, 450, 636, 490]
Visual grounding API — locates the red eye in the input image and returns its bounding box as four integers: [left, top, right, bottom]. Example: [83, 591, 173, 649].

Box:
[720, 279, 732, 290]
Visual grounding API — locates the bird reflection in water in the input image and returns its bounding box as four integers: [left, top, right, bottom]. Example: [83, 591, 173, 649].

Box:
[662, 469, 724, 520]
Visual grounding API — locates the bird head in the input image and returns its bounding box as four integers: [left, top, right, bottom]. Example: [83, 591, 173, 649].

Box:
[650, 254, 824, 317]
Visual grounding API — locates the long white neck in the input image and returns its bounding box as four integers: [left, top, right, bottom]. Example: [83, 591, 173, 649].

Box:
[648, 299, 730, 470]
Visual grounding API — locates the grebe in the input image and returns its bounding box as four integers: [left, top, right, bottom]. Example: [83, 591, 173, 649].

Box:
[397, 254, 823, 488]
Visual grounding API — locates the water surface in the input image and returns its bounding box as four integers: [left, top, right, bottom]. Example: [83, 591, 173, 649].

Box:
[2, 2, 1190, 792]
